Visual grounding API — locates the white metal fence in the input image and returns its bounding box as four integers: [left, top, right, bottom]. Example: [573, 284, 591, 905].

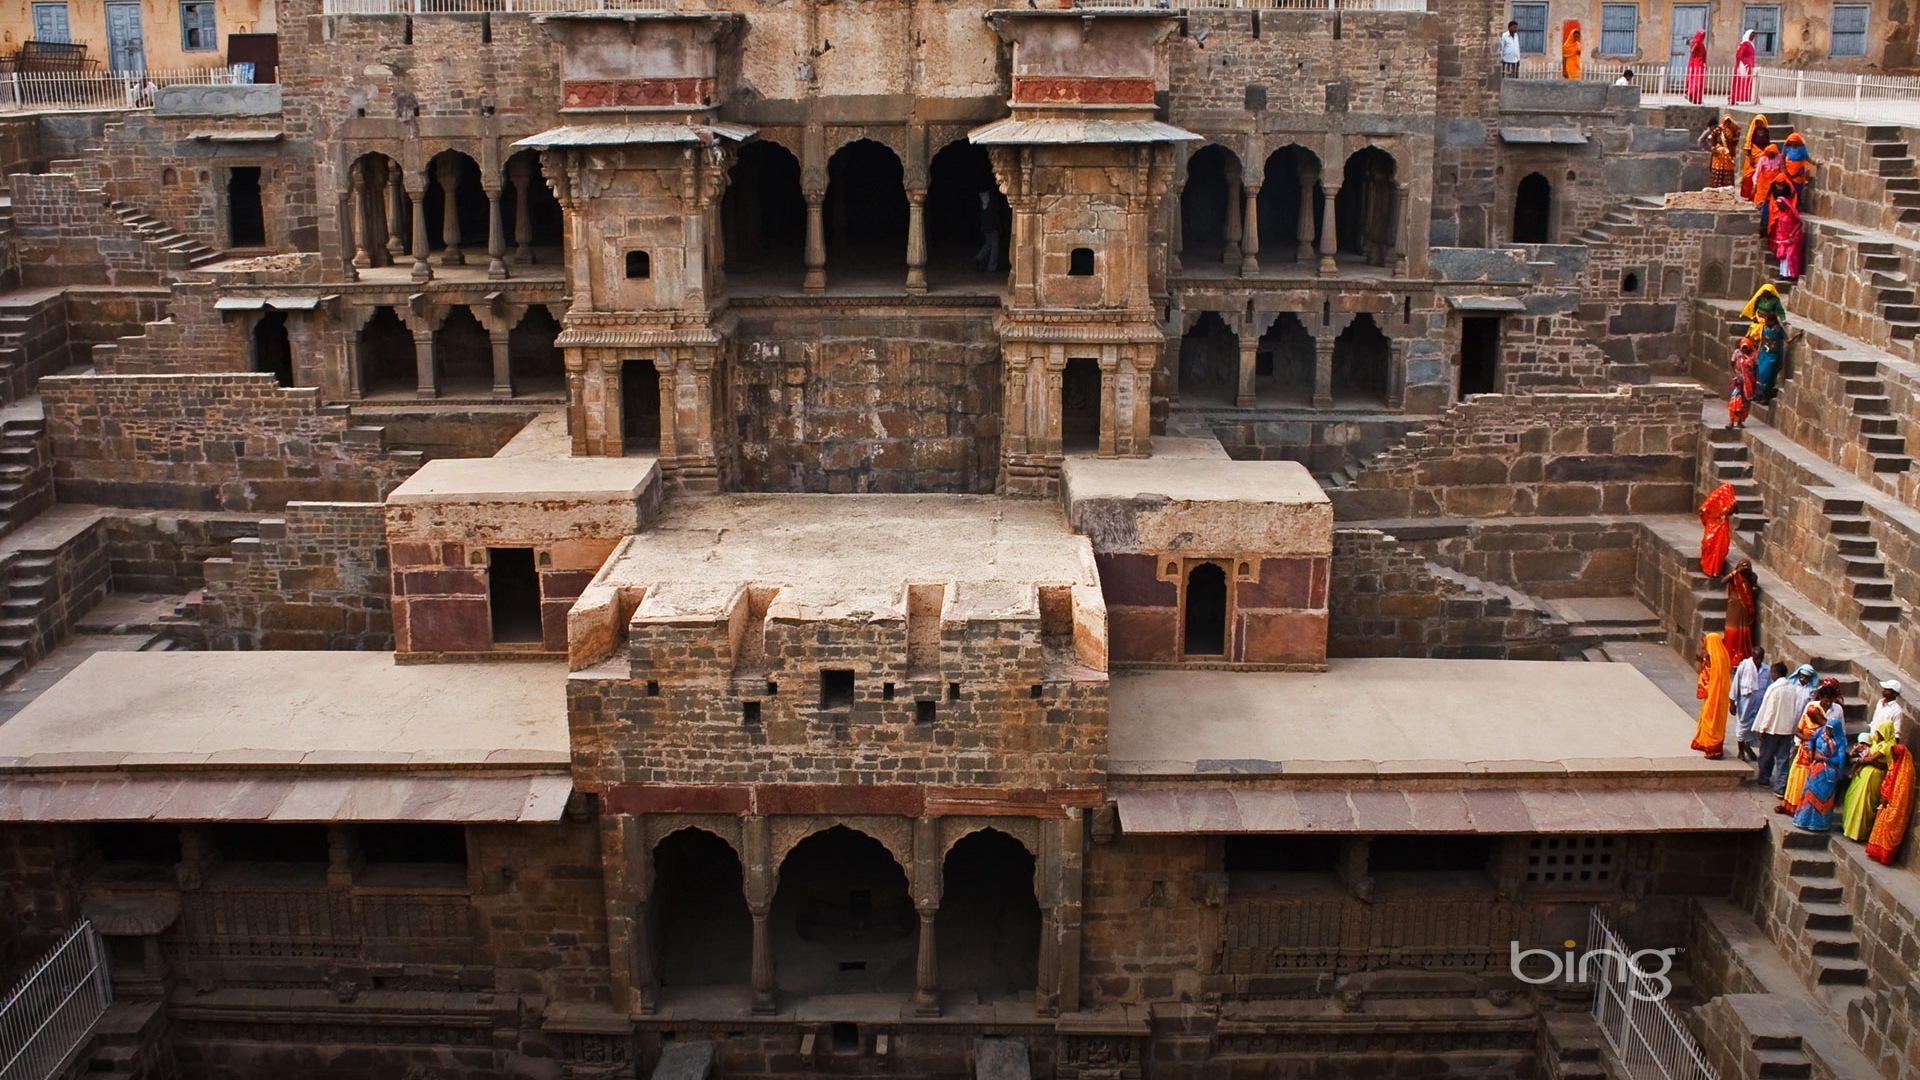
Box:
[1512, 60, 1920, 116]
[1588, 909, 1717, 1080]
[0, 921, 111, 1080]
[325, 0, 1427, 11]
[0, 65, 246, 113]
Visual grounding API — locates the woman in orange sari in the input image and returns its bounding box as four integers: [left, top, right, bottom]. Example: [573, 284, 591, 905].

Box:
[1561, 22, 1583, 80]
[1691, 631, 1732, 758]
[1699, 482, 1737, 577]
[1867, 745, 1915, 865]
[1739, 115, 1771, 199]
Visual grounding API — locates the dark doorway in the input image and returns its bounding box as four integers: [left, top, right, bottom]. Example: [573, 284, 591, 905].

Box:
[1460, 317, 1501, 398]
[1257, 145, 1323, 263]
[926, 139, 1005, 287]
[501, 148, 564, 260]
[1178, 312, 1238, 404]
[1513, 172, 1552, 243]
[1331, 314, 1391, 406]
[488, 547, 542, 644]
[1335, 147, 1397, 266]
[423, 151, 487, 258]
[508, 306, 564, 396]
[622, 359, 661, 453]
[358, 306, 414, 397]
[1183, 562, 1228, 657]
[1061, 358, 1101, 453]
[433, 306, 492, 396]
[1258, 312, 1315, 404]
[936, 829, 1040, 1002]
[1181, 144, 1238, 266]
[228, 166, 265, 248]
[652, 829, 752, 989]
[723, 141, 806, 287]
[773, 826, 917, 995]
[825, 140, 909, 284]
[252, 310, 292, 386]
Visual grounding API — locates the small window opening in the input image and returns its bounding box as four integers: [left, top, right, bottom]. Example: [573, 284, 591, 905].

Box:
[742, 700, 762, 725]
[1030, 684, 1044, 699]
[766, 680, 778, 696]
[646, 680, 661, 696]
[882, 682, 895, 701]
[213, 824, 328, 863]
[1459, 316, 1501, 399]
[947, 682, 961, 701]
[1403, 296, 1412, 324]
[916, 699, 936, 724]
[626, 251, 651, 279]
[252, 310, 292, 387]
[1224, 835, 1340, 874]
[831, 1023, 860, 1054]
[1621, 271, 1640, 294]
[1183, 562, 1229, 657]
[402, 15, 412, 43]
[480, 11, 491, 41]
[1321, 299, 1332, 326]
[360, 824, 466, 866]
[488, 547, 543, 644]
[821, 669, 855, 710]
[1067, 247, 1095, 276]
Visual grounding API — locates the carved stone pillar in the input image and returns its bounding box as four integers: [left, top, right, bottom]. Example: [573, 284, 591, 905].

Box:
[385, 161, 406, 260]
[509, 157, 535, 265]
[1318, 183, 1340, 277]
[1241, 184, 1261, 277]
[490, 328, 512, 397]
[1313, 338, 1334, 408]
[803, 191, 826, 294]
[1237, 333, 1259, 407]
[1394, 181, 1411, 276]
[348, 164, 371, 270]
[1297, 167, 1318, 264]
[410, 182, 432, 283]
[744, 815, 776, 1014]
[485, 186, 508, 280]
[413, 329, 437, 398]
[1222, 175, 1243, 264]
[436, 158, 465, 266]
[905, 189, 928, 295]
[911, 816, 941, 1017]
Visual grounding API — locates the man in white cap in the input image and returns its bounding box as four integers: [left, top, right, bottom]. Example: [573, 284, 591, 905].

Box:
[1874, 680, 1906, 738]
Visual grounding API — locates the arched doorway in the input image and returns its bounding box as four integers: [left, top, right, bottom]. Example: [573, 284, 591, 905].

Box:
[1061, 358, 1101, 453]
[825, 139, 909, 286]
[925, 139, 1005, 286]
[723, 141, 806, 289]
[508, 307, 563, 396]
[773, 827, 917, 995]
[936, 830, 1039, 1003]
[1258, 312, 1315, 404]
[1513, 172, 1553, 243]
[1336, 147, 1397, 267]
[423, 150, 487, 264]
[252, 311, 292, 386]
[622, 360, 660, 454]
[501, 149, 564, 263]
[433, 307, 491, 395]
[1178, 312, 1238, 405]
[1331, 314, 1391, 406]
[651, 829, 752, 990]
[1183, 562, 1228, 657]
[1257, 145, 1323, 263]
[358, 307, 414, 397]
[1181, 144, 1239, 266]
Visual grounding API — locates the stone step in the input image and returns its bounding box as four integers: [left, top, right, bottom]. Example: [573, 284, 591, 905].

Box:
[1870, 453, 1915, 473]
[1841, 378, 1884, 397]
[1885, 304, 1920, 322]
[1806, 929, 1859, 959]
[1860, 240, 1899, 256]
[1884, 177, 1920, 192]
[1868, 142, 1908, 159]
[1858, 414, 1898, 434]
[1782, 830, 1830, 851]
[1850, 576, 1895, 599]
[1754, 1050, 1814, 1079]
[1793, 878, 1843, 903]
[1865, 432, 1908, 452]
[1835, 536, 1878, 557]
[1860, 601, 1903, 624]
[1892, 321, 1920, 340]
[1718, 463, 1753, 480]
[1815, 958, 1870, 985]
[1826, 513, 1872, 535]
[1801, 901, 1852, 931]
[1788, 855, 1835, 876]
[1833, 356, 1882, 376]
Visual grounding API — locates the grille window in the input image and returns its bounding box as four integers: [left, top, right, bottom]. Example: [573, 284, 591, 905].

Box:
[1526, 836, 1617, 885]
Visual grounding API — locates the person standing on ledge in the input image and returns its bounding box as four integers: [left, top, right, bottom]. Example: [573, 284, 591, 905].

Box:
[1499, 20, 1522, 79]
[1753, 664, 1817, 792]
[1684, 29, 1707, 104]
[1691, 630, 1733, 759]
[1700, 115, 1740, 188]
[1842, 681, 1903, 842]
[1733, 646, 1773, 764]
[1560, 21, 1582, 80]
[1790, 681, 1850, 831]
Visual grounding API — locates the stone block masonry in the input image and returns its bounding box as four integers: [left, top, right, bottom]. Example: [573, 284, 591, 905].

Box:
[1329, 527, 1571, 660]
[1331, 383, 1699, 520]
[200, 502, 393, 651]
[103, 510, 267, 595]
[40, 373, 424, 512]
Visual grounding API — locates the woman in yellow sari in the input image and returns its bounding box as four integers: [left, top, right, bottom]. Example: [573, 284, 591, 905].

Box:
[1739, 115, 1771, 199]
[1561, 22, 1583, 80]
[1690, 631, 1732, 759]
[1842, 711, 1898, 841]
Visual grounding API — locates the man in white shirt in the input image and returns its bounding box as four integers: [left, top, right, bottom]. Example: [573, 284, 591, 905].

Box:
[1753, 663, 1818, 793]
[1872, 680, 1906, 740]
[1732, 646, 1769, 762]
[1500, 21, 1523, 78]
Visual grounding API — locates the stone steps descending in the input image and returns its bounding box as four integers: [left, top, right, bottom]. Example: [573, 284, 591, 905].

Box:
[1707, 421, 1768, 544]
[1807, 487, 1905, 633]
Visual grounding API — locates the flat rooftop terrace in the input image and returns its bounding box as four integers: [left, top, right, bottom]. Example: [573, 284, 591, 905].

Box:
[0, 652, 571, 823]
[597, 494, 1098, 620]
[1110, 658, 1763, 834]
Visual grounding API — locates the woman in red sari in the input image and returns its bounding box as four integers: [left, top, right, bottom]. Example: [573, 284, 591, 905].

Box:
[1731, 30, 1757, 104]
[1724, 559, 1758, 667]
[1699, 482, 1737, 577]
[1868, 746, 1915, 865]
[1728, 336, 1758, 428]
[1685, 29, 1708, 104]
[1770, 192, 1804, 282]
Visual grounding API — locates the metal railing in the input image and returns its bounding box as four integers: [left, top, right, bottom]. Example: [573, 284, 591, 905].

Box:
[1511, 59, 1920, 115]
[0, 65, 245, 113]
[0, 921, 111, 1080]
[324, 0, 1426, 12]
[1588, 909, 1717, 1080]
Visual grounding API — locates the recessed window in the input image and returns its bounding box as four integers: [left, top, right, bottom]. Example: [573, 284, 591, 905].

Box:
[1511, 2, 1548, 53]
[646, 680, 660, 696]
[915, 699, 936, 724]
[882, 682, 895, 701]
[1598, 3, 1638, 55]
[821, 669, 855, 710]
[947, 682, 961, 702]
[625, 251, 651, 279]
[742, 700, 762, 725]
[1525, 836, 1617, 885]
[180, 0, 217, 51]
[1369, 836, 1491, 874]
[1831, 3, 1868, 56]
[1742, 4, 1781, 56]
[1622, 271, 1641, 294]
[92, 824, 180, 870]
[213, 824, 329, 864]
[360, 824, 466, 866]
[1225, 835, 1341, 874]
[1067, 248, 1095, 277]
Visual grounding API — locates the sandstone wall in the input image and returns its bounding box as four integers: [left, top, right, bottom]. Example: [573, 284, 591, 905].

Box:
[1328, 527, 1570, 660]
[104, 510, 264, 595]
[90, 112, 313, 253]
[200, 502, 392, 651]
[41, 373, 424, 511]
[1397, 517, 1642, 599]
[388, 535, 611, 657]
[8, 171, 167, 288]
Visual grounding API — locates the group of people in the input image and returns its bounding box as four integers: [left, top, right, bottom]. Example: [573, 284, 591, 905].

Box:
[1703, 114, 1816, 283]
[1498, 19, 1760, 100]
[1724, 283, 1801, 428]
[1691, 514, 1915, 860]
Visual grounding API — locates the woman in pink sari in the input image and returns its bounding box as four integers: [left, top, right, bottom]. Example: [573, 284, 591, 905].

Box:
[1730, 30, 1757, 104]
[1770, 193, 1804, 282]
[1685, 30, 1708, 104]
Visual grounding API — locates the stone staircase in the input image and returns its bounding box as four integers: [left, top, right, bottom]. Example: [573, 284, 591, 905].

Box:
[0, 410, 50, 540]
[1827, 352, 1915, 477]
[1862, 124, 1920, 228]
[1779, 830, 1872, 995]
[109, 201, 220, 271]
[1537, 1012, 1607, 1080]
[1706, 422, 1768, 547]
[1854, 237, 1919, 343]
[1806, 487, 1903, 636]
